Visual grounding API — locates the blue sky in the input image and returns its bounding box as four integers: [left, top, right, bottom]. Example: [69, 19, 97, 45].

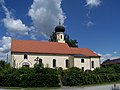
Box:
[0, 0, 120, 62]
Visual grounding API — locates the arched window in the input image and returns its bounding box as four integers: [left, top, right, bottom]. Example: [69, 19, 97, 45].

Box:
[22, 62, 30, 67]
[24, 54, 28, 59]
[66, 59, 69, 68]
[61, 35, 62, 39]
[53, 59, 56, 67]
[92, 61, 94, 68]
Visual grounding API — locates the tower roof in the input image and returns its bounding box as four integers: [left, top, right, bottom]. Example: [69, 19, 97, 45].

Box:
[55, 25, 65, 32]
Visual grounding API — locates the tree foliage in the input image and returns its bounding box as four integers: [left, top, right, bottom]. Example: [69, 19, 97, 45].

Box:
[49, 32, 78, 47]
[64, 34, 78, 47]
[1, 60, 120, 87]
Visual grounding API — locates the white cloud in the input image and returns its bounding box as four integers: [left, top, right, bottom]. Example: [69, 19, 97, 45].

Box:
[28, 0, 66, 38]
[0, 36, 11, 61]
[85, 0, 101, 8]
[84, 0, 101, 27]
[2, 18, 29, 35]
[31, 34, 36, 40]
[86, 21, 94, 27]
[113, 51, 117, 54]
[82, 20, 94, 27]
[99, 51, 119, 63]
[86, 11, 91, 18]
[0, 0, 31, 36]
[1, 0, 65, 39]
[0, 0, 11, 18]
[0, 36, 11, 53]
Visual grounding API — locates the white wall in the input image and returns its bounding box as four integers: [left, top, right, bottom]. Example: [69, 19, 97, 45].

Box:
[74, 57, 91, 71]
[74, 57, 100, 71]
[91, 57, 100, 70]
[56, 32, 65, 43]
[11, 53, 69, 69]
[11, 53, 100, 70]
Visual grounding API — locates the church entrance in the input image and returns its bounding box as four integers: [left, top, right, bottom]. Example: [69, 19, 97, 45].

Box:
[22, 62, 30, 67]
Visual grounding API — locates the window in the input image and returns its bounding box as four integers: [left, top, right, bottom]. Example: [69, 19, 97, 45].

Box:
[22, 62, 30, 67]
[24, 54, 28, 59]
[53, 59, 56, 67]
[81, 59, 84, 63]
[81, 67, 84, 71]
[66, 59, 69, 68]
[39, 59, 42, 64]
[92, 61, 94, 68]
[61, 35, 62, 39]
[13, 60, 16, 68]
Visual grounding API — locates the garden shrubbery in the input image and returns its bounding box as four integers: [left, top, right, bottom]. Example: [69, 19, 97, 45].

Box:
[0, 61, 60, 87]
[1, 60, 120, 87]
[62, 65, 120, 86]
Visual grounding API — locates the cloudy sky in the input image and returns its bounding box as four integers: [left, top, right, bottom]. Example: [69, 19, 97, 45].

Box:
[0, 0, 120, 62]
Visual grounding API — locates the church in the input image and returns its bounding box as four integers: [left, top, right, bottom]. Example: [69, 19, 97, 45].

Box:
[11, 25, 100, 71]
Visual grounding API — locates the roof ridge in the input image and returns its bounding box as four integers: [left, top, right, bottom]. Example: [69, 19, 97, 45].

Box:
[12, 39, 69, 45]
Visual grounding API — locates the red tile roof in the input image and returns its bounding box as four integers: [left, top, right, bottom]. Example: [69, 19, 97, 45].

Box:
[70, 47, 99, 57]
[11, 39, 71, 54]
[11, 39, 99, 57]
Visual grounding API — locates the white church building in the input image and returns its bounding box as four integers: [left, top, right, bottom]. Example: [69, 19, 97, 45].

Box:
[11, 25, 100, 71]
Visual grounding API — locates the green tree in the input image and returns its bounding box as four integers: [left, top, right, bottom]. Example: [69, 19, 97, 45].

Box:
[0, 60, 6, 68]
[49, 32, 78, 47]
[64, 34, 78, 47]
[63, 67, 83, 86]
[93, 67, 116, 74]
[49, 32, 57, 42]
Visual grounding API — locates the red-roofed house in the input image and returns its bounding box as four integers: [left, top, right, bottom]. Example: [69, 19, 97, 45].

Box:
[11, 25, 100, 71]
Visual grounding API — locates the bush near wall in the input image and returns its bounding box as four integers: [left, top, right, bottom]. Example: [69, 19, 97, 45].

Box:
[62, 67, 120, 86]
[62, 67, 83, 86]
[1, 61, 120, 87]
[0, 62, 60, 87]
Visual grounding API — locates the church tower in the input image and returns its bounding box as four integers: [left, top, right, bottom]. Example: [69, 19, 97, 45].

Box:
[55, 24, 65, 43]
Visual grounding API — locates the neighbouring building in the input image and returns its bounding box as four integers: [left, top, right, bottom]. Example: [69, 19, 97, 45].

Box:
[102, 58, 120, 67]
[11, 25, 100, 71]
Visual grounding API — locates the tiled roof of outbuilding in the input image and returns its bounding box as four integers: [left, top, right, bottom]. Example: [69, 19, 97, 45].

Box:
[102, 58, 120, 65]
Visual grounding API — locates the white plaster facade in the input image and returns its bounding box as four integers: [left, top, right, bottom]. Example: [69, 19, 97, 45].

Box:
[11, 52, 100, 70]
[74, 57, 100, 71]
[56, 32, 65, 43]
[11, 53, 69, 69]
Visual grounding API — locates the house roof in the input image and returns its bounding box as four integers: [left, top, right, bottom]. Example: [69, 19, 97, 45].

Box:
[102, 58, 120, 65]
[11, 39, 99, 57]
[70, 48, 99, 57]
[11, 39, 71, 55]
